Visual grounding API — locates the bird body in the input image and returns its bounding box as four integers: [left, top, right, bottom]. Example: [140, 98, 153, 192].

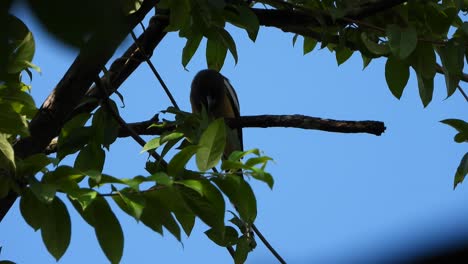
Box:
[190, 69, 243, 158]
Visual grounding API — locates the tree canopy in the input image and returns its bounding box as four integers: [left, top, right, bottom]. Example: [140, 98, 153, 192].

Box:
[0, 0, 467, 263]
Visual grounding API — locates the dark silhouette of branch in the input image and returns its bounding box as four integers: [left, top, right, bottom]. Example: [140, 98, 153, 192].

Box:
[44, 114, 385, 154]
[0, 0, 159, 222]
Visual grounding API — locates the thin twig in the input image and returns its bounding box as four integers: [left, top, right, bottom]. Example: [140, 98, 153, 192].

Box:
[94, 76, 167, 167]
[252, 224, 286, 264]
[129, 30, 180, 109]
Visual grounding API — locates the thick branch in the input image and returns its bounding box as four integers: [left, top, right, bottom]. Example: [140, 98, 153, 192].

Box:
[125, 115, 385, 136]
[0, 0, 158, 222]
[44, 114, 385, 154]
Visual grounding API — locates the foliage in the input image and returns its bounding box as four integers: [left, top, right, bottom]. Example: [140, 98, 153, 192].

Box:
[1, 0, 467, 263]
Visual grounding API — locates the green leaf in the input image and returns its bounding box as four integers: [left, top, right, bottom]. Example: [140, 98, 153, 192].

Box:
[387, 24, 418, 59]
[16, 153, 51, 178]
[20, 188, 46, 231]
[0, 104, 29, 136]
[360, 32, 390, 56]
[196, 118, 226, 171]
[165, 0, 191, 32]
[141, 137, 161, 153]
[303, 37, 317, 55]
[217, 28, 238, 64]
[335, 47, 353, 65]
[249, 167, 274, 189]
[234, 235, 252, 264]
[0, 86, 37, 118]
[41, 197, 71, 261]
[168, 145, 198, 177]
[441, 119, 468, 143]
[177, 180, 225, 232]
[142, 190, 182, 240]
[91, 104, 119, 148]
[149, 172, 173, 186]
[161, 132, 184, 145]
[29, 181, 56, 204]
[112, 190, 146, 220]
[57, 113, 92, 160]
[0, 134, 15, 176]
[437, 39, 465, 97]
[205, 226, 238, 247]
[67, 188, 98, 210]
[206, 33, 228, 71]
[182, 33, 203, 68]
[415, 70, 434, 107]
[224, 6, 259, 41]
[74, 144, 105, 174]
[413, 43, 436, 79]
[214, 175, 257, 223]
[72, 196, 124, 264]
[8, 31, 36, 74]
[385, 56, 410, 99]
[121, 0, 143, 14]
[454, 152, 468, 189]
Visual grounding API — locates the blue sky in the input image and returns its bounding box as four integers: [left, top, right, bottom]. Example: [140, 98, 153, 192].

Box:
[1, 4, 468, 264]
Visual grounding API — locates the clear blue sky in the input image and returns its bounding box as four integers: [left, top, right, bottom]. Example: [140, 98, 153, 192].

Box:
[1, 4, 467, 264]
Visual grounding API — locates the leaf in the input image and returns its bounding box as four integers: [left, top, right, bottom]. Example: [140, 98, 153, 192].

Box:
[335, 47, 353, 65]
[57, 113, 92, 159]
[74, 144, 105, 174]
[67, 188, 97, 210]
[168, 145, 198, 177]
[0, 134, 15, 176]
[149, 172, 173, 186]
[112, 189, 146, 220]
[441, 119, 468, 143]
[387, 24, 418, 59]
[177, 180, 225, 232]
[234, 235, 251, 264]
[224, 6, 259, 41]
[206, 33, 228, 71]
[16, 153, 51, 178]
[182, 33, 203, 68]
[8, 30, 36, 74]
[303, 37, 317, 55]
[121, 0, 143, 14]
[20, 188, 46, 231]
[360, 32, 390, 56]
[217, 28, 238, 64]
[196, 118, 226, 171]
[41, 197, 71, 261]
[141, 137, 161, 153]
[214, 175, 257, 223]
[29, 181, 56, 204]
[385, 56, 410, 99]
[249, 167, 274, 189]
[91, 104, 119, 148]
[142, 190, 182, 240]
[73, 196, 124, 264]
[454, 152, 468, 189]
[0, 104, 29, 136]
[415, 70, 434, 107]
[165, 0, 191, 32]
[205, 226, 238, 247]
[413, 42, 436, 79]
[437, 39, 465, 97]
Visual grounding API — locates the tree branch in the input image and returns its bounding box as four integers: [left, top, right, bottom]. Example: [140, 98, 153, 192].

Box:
[0, 0, 159, 222]
[44, 114, 385, 154]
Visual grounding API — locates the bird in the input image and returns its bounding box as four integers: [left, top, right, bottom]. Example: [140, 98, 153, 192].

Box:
[190, 69, 243, 158]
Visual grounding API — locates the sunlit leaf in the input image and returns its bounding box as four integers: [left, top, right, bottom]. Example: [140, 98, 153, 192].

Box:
[196, 118, 226, 171]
